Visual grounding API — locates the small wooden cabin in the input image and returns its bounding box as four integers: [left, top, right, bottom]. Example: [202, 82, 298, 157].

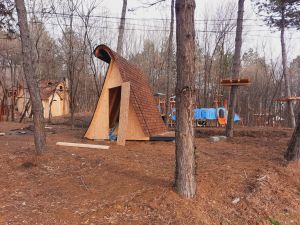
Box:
[17, 80, 69, 119]
[84, 45, 166, 145]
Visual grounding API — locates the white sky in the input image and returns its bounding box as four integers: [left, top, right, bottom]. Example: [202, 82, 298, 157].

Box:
[99, 0, 300, 62]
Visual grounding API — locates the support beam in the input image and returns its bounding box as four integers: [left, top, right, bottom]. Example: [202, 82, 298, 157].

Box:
[117, 82, 130, 146]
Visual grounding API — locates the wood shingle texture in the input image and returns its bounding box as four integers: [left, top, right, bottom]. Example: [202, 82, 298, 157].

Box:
[39, 80, 62, 100]
[94, 44, 166, 137]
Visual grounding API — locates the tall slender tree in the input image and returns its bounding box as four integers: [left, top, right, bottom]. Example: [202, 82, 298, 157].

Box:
[164, 0, 175, 124]
[15, 0, 46, 154]
[174, 0, 196, 198]
[117, 0, 127, 55]
[225, 0, 245, 138]
[280, 13, 296, 128]
[253, 0, 300, 128]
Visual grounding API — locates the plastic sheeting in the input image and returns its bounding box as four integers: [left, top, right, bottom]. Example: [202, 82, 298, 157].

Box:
[171, 107, 240, 121]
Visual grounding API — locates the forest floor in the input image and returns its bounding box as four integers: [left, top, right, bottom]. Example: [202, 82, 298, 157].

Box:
[0, 118, 300, 225]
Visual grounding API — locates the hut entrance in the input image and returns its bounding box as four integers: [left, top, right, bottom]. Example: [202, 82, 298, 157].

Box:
[109, 86, 121, 129]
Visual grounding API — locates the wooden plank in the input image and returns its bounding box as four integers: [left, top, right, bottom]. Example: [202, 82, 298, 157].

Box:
[274, 96, 300, 102]
[149, 136, 175, 141]
[56, 142, 109, 149]
[117, 82, 131, 146]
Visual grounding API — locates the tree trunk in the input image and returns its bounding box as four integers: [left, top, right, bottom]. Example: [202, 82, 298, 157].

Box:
[117, 0, 127, 55]
[19, 100, 31, 123]
[15, 0, 46, 154]
[174, 0, 196, 198]
[285, 114, 300, 162]
[280, 10, 296, 128]
[225, 0, 244, 138]
[164, 0, 175, 124]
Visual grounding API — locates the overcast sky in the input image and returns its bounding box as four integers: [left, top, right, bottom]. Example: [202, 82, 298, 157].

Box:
[99, 0, 300, 62]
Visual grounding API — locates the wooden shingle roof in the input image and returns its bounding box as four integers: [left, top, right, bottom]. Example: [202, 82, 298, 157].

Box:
[39, 80, 62, 100]
[94, 45, 166, 137]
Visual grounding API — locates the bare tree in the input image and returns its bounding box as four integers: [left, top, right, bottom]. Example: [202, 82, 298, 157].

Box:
[164, 0, 175, 124]
[15, 0, 46, 154]
[174, 0, 196, 198]
[280, 9, 296, 128]
[76, 0, 101, 97]
[225, 0, 245, 138]
[117, 0, 127, 54]
[53, 0, 90, 127]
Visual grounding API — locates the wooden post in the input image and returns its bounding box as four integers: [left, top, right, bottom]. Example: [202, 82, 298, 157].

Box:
[117, 82, 130, 146]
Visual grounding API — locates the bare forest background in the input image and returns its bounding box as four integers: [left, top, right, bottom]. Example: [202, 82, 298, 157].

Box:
[1, 0, 300, 127]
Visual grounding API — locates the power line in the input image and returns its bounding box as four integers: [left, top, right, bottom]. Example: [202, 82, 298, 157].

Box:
[27, 11, 291, 33]
[31, 14, 269, 28]
[31, 20, 300, 39]
[28, 11, 264, 22]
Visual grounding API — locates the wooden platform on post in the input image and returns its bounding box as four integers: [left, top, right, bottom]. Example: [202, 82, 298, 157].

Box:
[274, 96, 300, 102]
[220, 78, 251, 86]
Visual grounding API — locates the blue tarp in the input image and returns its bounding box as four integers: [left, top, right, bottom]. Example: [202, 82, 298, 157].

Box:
[194, 108, 217, 120]
[171, 107, 240, 121]
[234, 114, 240, 121]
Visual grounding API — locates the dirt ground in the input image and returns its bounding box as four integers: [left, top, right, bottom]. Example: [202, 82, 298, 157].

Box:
[0, 121, 300, 225]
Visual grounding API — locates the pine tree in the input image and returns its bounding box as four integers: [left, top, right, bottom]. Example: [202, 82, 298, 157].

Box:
[174, 0, 197, 198]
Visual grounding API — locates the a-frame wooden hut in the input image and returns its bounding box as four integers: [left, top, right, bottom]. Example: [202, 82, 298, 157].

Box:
[84, 45, 166, 145]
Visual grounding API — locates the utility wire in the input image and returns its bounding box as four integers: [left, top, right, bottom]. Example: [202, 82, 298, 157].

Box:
[31, 20, 300, 39]
[28, 10, 266, 22]
[27, 11, 295, 33]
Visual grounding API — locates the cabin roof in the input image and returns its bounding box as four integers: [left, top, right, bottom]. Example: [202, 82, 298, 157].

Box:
[39, 80, 63, 100]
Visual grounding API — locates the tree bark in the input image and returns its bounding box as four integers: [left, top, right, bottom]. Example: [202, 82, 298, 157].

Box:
[285, 114, 300, 162]
[117, 0, 127, 55]
[174, 0, 196, 198]
[280, 8, 296, 128]
[225, 0, 244, 138]
[15, 0, 46, 154]
[164, 0, 175, 124]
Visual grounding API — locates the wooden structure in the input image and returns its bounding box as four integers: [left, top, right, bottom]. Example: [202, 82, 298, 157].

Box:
[84, 45, 166, 145]
[220, 78, 251, 86]
[252, 113, 278, 127]
[16, 80, 70, 119]
[154, 92, 166, 118]
[0, 86, 19, 121]
[153, 93, 177, 125]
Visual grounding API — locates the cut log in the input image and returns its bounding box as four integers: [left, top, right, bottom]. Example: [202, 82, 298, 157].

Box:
[56, 142, 110, 150]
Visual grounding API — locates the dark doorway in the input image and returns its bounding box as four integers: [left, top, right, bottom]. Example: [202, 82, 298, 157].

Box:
[109, 86, 121, 129]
